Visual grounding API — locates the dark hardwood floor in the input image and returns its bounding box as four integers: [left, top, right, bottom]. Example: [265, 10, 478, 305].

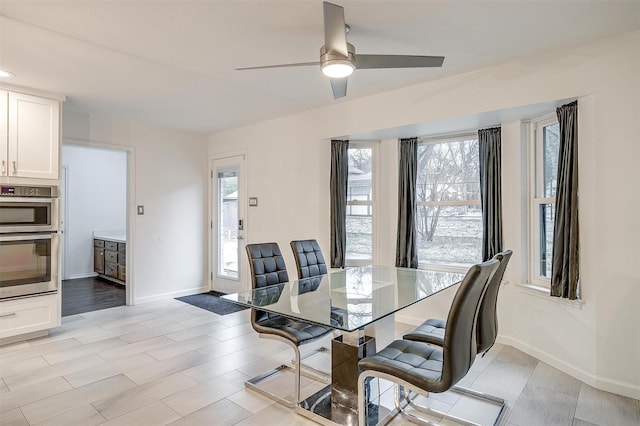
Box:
[61, 276, 125, 317]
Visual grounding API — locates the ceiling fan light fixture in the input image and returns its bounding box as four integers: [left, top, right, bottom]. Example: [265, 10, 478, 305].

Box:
[321, 61, 354, 78]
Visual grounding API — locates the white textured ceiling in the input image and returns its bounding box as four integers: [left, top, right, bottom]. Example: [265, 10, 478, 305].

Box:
[1, 1, 638, 135]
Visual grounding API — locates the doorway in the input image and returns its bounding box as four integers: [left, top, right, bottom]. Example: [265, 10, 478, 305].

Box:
[211, 154, 247, 294]
[60, 142, 132, 315]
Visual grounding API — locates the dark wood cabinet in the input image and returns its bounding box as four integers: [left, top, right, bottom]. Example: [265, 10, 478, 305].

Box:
[93, 240, 105, 274]
[93, 238, 126, 285]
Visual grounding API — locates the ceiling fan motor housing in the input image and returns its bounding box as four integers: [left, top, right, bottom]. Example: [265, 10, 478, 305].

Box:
[320, 42, 356, 70]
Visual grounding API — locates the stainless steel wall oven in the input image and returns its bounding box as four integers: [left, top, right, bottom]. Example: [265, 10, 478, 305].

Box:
[0, 185, 59, 299]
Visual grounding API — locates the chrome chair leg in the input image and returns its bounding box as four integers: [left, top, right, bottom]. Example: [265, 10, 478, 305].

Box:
[402, 387, 481, 426]
[294, 345, 331, 382]
[245, 334, 331, 408]
[359, 370, 504, 426]
[245, 339, 302, 408]
[450, 385, 507, 425]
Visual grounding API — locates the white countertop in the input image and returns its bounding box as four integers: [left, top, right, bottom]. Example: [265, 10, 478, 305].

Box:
[93, 230, 126, 243]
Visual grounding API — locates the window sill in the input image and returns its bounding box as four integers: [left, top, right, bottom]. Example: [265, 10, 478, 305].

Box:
[505, 281, 585, 309]
[417, 263, 471, 274]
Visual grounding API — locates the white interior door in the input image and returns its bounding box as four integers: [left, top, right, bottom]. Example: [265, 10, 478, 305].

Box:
[211, 155, 246, 294]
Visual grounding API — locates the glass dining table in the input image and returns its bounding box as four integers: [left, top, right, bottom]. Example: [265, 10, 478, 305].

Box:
[222, 265, 464, 425]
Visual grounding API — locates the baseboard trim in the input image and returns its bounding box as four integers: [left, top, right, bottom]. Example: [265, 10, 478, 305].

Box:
[496, 335, 640, 400]
[0, 329, 48, 346]
[134, 286, 210, 305]
[396, 313, 640, 400]
[395, 313, 423, 327]
[64, 273, 98, 280]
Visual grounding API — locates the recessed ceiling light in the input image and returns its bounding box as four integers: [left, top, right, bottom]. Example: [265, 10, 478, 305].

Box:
[0, 70, 16, 78]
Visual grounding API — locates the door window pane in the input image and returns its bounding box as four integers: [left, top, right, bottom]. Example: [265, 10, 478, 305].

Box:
[217, 170, 238, 278]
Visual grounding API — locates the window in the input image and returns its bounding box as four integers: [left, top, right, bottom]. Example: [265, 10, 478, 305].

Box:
[416, 135, 481, 269]
[530, 116, 559, 285]
[346, 142, 377, 265]
[217, 168, 239, 279]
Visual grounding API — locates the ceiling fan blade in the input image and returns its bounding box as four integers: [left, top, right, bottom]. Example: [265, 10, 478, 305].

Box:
[330, 78, 347, 99]
[355, 54, 445, 69]
[323, 2, 348, 56]
[236, 62, 320, 71]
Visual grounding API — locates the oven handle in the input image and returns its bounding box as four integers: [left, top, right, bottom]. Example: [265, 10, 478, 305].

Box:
[0, 232, 56, 242]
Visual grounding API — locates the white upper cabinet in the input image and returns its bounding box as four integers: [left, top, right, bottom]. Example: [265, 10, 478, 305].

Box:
[2, 91, 60, 180]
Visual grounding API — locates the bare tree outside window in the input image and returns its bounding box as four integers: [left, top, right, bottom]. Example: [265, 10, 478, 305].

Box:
[529, 117, 559, 286]
[346, 146, 374, 263]
[539, 122, 559, 278]
[416, 137, 482, 265]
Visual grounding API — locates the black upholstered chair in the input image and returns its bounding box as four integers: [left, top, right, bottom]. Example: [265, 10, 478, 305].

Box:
[290, 239, 346, 327]
[357, 258, 499, 426]
[290, 239, 328, 278]
[245, 242, 334, 407]
[399, 250, 512, 423]
[403, 250, 513, 355]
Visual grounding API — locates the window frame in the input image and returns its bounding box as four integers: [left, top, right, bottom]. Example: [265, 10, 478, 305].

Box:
[528, 114, 559, 287]
[345, 140, 379, 267]
[416, 132, 482, 273]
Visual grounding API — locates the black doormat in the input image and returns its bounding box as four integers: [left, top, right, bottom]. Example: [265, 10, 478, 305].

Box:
[175, 291, 248, 315]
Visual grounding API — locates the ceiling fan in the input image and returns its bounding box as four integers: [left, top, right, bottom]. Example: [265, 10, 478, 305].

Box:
[236, 1, 445, 99]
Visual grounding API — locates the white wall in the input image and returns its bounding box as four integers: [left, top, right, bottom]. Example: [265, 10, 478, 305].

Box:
[209, 31, 640, 399]
[62, 145, 127, 279]
[63, 112, 210, 303]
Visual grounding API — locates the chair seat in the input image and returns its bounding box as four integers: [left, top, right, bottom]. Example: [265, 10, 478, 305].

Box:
[359, 340, 447, 393]
[402, 318, 446, 345]
[254, 314, 333, 345]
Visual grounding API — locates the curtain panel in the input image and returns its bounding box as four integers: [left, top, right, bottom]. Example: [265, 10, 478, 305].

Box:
[551, 101, 580, 299]
[396, 137, 419, 268]
[478, 127, 503, 261]
[330, 139, 349, 268]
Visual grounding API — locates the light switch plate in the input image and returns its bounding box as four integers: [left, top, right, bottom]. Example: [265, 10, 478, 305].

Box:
[249, 197, 258, 207]
[137, 205, 144, 215]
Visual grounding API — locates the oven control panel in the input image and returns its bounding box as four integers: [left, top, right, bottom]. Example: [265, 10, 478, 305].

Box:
[0, 185, 58, 198]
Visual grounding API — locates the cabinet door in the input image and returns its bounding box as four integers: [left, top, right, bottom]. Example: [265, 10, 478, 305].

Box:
[0, 91, 7, 176]
[94, 247, 105, 274]
[7, 92, 60, 179]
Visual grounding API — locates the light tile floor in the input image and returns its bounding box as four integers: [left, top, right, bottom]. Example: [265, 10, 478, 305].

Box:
[0, 299, 638, 426]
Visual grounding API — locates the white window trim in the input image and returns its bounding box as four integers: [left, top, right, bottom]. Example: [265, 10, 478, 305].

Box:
[415, 133, 481, 272]
[528, 115, 558, 288]
[346, 140, 379, 267]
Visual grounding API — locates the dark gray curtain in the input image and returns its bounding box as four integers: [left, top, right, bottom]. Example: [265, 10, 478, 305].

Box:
[478, 127, 503, 261]
[551, 101, 580, 299]
[396, 138, 418, 268]
[330, 140, 349, 268]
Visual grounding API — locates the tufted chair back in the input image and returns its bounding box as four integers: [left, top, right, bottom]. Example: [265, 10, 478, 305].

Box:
[246, 243, 289, 323]
[440, 258, 498, 390]
[476, 249, 513, 355]
[290, 239, 328, 278]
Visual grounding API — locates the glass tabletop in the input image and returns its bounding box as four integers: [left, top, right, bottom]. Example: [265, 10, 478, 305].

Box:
[221, 265, 464, 332]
